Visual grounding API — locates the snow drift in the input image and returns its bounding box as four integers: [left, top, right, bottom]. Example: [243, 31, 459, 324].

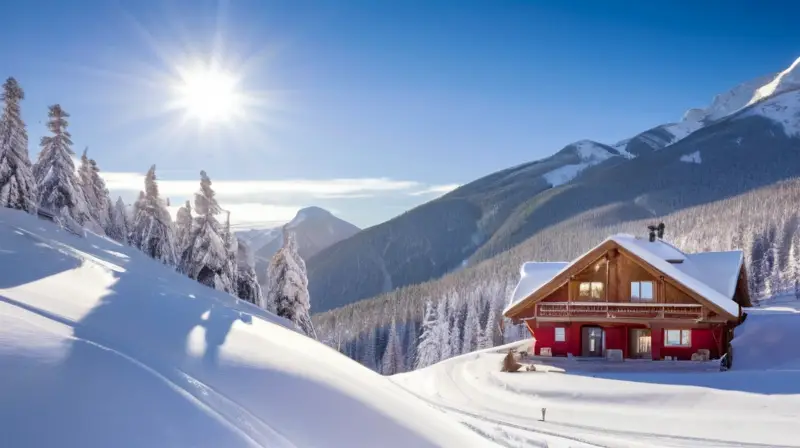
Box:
[0, 208, 490, 448]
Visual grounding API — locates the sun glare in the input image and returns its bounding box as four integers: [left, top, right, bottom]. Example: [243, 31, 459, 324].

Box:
[174, 66, 242, 124]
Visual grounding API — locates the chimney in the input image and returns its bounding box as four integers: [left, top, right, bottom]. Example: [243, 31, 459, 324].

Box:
[647, 225, 657, 242]
[657, 222, 665, 240]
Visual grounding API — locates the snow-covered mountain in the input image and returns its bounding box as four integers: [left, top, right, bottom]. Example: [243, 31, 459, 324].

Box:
[0, 208, 489, 448]
[308, 55, 800, 313]
[235, 226, 282, 254]
[237, 206, 360, 284]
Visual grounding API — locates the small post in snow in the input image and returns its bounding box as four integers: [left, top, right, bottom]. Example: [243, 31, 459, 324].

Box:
[541, 407, 547, 422]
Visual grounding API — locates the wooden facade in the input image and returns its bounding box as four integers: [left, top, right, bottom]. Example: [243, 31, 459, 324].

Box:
[505, 239, 749, 361]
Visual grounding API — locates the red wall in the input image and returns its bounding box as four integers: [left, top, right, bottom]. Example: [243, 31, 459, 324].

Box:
[525, 321, 727, 360]
[526, 322, 580, 356]
[659, 327, 724, 360]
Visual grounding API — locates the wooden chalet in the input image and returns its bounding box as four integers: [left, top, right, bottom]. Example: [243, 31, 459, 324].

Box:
[503, 227, 751, 361]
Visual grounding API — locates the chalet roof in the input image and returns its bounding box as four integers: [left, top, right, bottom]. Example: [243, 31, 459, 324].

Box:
[504, 233, 744, 318]
[509, 262, 569, 307]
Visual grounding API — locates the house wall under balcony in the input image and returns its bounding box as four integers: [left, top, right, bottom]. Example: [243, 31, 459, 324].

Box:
[525, 321, 727, 360]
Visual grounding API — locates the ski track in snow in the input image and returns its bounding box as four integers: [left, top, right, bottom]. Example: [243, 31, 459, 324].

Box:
[392, 344, 800, 448]
[0, 293, 296, 448]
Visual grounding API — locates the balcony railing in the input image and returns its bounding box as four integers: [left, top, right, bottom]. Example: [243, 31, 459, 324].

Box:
[536, 302, 703, 320]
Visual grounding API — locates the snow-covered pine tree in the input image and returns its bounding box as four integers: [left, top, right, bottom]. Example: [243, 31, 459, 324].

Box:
[174, 200, 193, 255]
[107, 196, 129, 243]
[89, 158, 112, 231]
[404, 317, 418, 371]
[0, 77, 36, 213]
[33, 104, 93, 227]
[128, 165, 177, 266]
[381, 317, 405, 375]
[461, 293, 480, 354]
[77, 148, 99, 219]
[222, 212, 239, 295]
[436, 298, 452, 360]
[448, 292, 464, 356]
[264, 226, 316, 338]
[415, 300, 440, 369]
[478, 303, 497, 350]
[179, 170, 234, 291]
[235, 239, 263, 305]
[359, 326, 378, 370]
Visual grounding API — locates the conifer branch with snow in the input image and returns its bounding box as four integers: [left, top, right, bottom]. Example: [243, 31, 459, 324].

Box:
[264, 225, 316, 338]
[128, 165, 177, 266]
[0, 77, 37, 213]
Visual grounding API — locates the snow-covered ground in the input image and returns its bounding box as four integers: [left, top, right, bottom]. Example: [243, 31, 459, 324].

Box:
[394, 305, 800, 448]
[0, 208, 491, 448]
[3, 206, 800, 448]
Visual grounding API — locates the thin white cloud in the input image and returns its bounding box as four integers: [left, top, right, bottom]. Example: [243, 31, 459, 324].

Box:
[408, 183, 460, 197]
[102, 171, 422, 197]
[167, 202, 302, 230]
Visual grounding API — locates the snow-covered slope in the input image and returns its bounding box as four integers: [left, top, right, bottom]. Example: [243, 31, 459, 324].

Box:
[543, 140, 617, 187]
[235, 226, 282, 253]
[0, 208, 491, 448]
[394, 306, 800, 447]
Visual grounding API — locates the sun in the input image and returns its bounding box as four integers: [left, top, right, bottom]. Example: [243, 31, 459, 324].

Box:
[173, 65, 243, 124]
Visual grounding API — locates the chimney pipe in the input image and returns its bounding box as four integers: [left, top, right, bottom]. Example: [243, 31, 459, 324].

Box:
[657, 222, 665, 239]
[647, 225, 657, 242]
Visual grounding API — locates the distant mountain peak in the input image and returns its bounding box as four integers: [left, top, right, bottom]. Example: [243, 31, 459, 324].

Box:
[287, 206, 336, 229]
[750, 56, 800, 106]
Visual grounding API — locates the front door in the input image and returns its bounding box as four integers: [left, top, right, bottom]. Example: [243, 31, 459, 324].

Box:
[629, 328, 652, 359]
[581, 326, 604, 357]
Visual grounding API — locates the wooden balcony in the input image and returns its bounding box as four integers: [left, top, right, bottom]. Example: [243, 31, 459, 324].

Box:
[535, 301, 704, 321]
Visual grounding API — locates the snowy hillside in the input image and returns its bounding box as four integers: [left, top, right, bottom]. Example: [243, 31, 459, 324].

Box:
[394, 305, 800, 448]
[0, 208, 490, 448]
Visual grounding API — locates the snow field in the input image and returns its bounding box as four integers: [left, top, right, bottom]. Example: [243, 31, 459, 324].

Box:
[0, 208, 492, 448]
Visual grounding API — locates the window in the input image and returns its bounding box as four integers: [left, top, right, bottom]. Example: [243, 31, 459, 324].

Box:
[664, 329, 691, 347]
[554, 327, 566, 342]
[578, 282, 604, 299]
[631, 281, 654, 301]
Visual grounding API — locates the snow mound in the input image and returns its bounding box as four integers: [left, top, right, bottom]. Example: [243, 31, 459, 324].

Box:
[679, 150, 702, 164]
[0, 208, 489, 448]
[732, 306, 800, 370]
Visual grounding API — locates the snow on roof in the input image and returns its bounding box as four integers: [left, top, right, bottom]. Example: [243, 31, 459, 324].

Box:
[505, 262, 568, 313]
[609, 234, 741, 317]
[505, 233, 743, 318]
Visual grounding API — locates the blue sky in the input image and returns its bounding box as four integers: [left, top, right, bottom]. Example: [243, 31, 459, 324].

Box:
[3, 0, 799, 228]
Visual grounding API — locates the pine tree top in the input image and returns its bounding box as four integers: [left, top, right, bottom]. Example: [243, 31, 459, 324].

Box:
[2, 77, 24, 102]
[145, 165, 159, 200]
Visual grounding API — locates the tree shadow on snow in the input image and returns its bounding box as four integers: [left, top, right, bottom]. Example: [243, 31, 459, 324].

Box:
[1, 256, 256, 446]
[0, 225, 82, 288]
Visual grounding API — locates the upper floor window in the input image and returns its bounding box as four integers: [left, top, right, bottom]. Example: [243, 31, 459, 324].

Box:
[631, 281, 654, 301]
[579, 282, 604, 299]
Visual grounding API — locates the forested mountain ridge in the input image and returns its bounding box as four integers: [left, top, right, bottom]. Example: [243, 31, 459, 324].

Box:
[308, 57, 800, 313]
[312, 57, 800, 374]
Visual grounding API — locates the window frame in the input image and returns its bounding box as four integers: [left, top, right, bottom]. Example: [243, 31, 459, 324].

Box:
[631, 280, 655, 302]
[554, 327, 566, 342]
[578, 281, 604, 299]
[664, 329, 691, 347]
